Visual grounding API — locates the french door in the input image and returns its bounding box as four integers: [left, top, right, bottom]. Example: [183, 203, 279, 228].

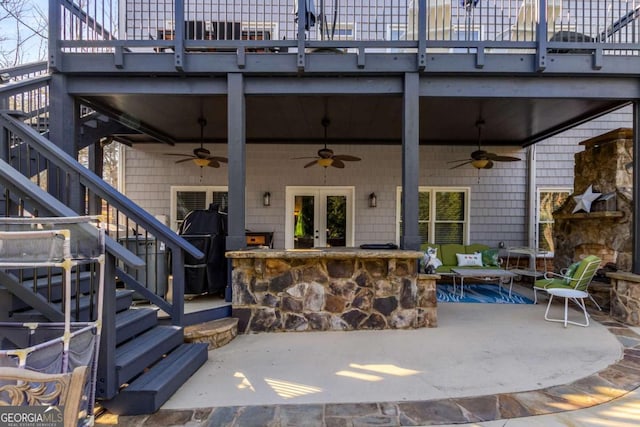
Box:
[285, 187, 354, 249]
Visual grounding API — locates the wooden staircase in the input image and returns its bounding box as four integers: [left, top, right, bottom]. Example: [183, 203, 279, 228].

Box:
[2, 273, 210, 416]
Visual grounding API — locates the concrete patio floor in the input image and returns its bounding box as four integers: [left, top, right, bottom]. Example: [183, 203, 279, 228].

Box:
[100, 285, 640, 426]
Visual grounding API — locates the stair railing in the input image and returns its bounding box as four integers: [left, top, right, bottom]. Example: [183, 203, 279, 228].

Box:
[0, 111, 204, 327]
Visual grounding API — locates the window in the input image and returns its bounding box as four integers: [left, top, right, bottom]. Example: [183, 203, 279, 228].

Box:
[171, 186, 228, 231]
[397, 187, 470, 245]
[537, 188, 570, 253]
[241, 22, 278, 40]
[387, 24, 407, 52]
[450, 25, 482, 52]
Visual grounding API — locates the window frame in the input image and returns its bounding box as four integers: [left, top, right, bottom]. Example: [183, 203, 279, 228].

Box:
[396, 186, 471, 245]
[170, 185, 228, 232]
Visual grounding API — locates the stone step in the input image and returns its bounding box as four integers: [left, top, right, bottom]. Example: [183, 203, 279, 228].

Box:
[183, 317, 238, 350]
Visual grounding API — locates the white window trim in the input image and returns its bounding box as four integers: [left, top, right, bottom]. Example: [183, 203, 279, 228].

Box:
[536, 187, 572, 254]
[396, 186, 471, 245]
[170, 185, 228, 232]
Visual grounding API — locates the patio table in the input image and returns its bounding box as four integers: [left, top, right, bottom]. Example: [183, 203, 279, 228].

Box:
[451, 268, 517, 298]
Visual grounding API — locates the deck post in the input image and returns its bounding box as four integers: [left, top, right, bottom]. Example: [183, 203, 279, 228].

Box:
[401, 72, 421, 250]
[633, 101, 640, 274]
[226, 73, 246, 300]
[49, 74, 82, 212]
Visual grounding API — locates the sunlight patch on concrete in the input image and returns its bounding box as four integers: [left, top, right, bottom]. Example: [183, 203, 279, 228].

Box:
[264, 378, 323, 399]
[233, 372, 255, 392]
[349, 363, 421, 377]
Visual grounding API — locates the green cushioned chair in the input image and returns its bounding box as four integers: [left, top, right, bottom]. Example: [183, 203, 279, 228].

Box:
[533, 255, 602, 309]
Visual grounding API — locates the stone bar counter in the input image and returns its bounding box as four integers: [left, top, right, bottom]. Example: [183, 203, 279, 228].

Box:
[226, 248, 438, 333]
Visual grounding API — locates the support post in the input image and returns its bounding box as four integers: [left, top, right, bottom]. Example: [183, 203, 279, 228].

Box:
[633, 101, 640, 274]
[48, 74, 82, 212]
[401, 73, 421, 250]
[226, 73, 247, 299]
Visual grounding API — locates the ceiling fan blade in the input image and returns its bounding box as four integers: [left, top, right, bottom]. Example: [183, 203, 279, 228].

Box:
[164, 153, 195, 157]
[292, 156, 320, 160]
[304, 160, 319, 168]
[331, 159, 346, 168]
[206, 159, 221, 168]
[483, 160, 494, 169]
[207, 156, 228, 163]
[174, 158, 194, 164]
[333, 155, 361, 162]
[447, 158, 472, 164]
[486, 154, 521, 162]
[449, 160, 473, 169]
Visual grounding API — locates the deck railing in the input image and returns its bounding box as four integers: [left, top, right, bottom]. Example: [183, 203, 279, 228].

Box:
[51, 0, 640, 60]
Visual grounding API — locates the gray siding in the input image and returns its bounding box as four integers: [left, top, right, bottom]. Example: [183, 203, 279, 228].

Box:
[124, 106, 632, 249]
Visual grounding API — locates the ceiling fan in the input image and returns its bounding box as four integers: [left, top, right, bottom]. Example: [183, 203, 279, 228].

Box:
[448, 119, 521, 169]
[164, 117, 228, 168]
[293, 117, 361, 168]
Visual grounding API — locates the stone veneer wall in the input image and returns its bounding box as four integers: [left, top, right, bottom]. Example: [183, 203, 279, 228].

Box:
[553, 128, 633, 271]
[228, 251, 437, 333]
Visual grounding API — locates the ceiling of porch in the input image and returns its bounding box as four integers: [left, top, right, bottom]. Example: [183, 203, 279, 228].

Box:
[89, 94, 629, 148]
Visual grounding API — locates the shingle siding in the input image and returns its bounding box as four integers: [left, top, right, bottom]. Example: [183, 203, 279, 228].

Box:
[124, 107, 633, 249]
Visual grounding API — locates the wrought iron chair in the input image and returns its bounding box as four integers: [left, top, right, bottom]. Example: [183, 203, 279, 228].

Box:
[0, 365, 88, 427]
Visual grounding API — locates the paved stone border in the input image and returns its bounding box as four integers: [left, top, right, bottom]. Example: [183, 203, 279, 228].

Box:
[103, 310, 640, 427]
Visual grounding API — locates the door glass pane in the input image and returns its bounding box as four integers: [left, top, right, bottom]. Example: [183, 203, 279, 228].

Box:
[294, 196, 315, 249]
[326, 195, 346, 247]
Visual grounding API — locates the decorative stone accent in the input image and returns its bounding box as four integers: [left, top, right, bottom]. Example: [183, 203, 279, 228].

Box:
[227, 248, 438, 333]
[609, 271, 640, 326]
[553, 128, 633, 272]
[183, 318, 238, 350]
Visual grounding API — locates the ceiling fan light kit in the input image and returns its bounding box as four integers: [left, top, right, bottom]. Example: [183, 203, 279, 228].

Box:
[318, 158, 334, 167]
[193, 158, 210, 167]
[293, 112, 362, 169]
[471, 159, 490, 169]
[448, 119, 521, 170]
[163, 116, 228, 168]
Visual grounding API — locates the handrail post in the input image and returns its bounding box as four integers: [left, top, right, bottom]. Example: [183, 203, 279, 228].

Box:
[48, 0, 61, 71]
[535, 0, 548, 71]
[174, 0, 185, 71]
[170, 245, 185, 326]
[296, 0, 306, 70]
[417, 0, 427, 70]
[96, 253, 118, 399]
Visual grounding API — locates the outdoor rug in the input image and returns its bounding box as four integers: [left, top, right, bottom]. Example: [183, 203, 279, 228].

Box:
[437, 283, 534, 304]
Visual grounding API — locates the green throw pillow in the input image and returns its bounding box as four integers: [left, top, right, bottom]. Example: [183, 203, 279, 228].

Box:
[481, 249, 500, 267]
[564, 261, 581, 284]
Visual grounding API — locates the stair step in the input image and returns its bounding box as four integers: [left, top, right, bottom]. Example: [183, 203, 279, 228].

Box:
[115, 307, 158, 346]
[8, 271, 94, 312]
[10, 289, 134, 322]
[184, 317, 238, 350]
[100, 343, 208, 415]
[115, 325, 184, 385]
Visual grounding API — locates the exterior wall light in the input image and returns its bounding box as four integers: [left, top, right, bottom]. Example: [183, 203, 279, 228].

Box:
[263, 191, 271, 207]
[368, 192, 377, 208]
